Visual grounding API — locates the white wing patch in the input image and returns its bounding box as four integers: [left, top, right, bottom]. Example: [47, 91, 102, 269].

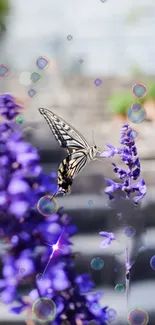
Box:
[38, 108, 89, 151]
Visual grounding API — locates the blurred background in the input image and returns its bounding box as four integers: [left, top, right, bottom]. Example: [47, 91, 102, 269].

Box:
[0, 0, 155, 324]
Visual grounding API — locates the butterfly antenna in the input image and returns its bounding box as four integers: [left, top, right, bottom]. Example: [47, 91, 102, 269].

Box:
[91, 129, 95, 146]
[91, 129, 102, 156]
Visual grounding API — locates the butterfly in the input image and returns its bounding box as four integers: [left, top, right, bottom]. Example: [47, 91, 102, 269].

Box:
[38, 108, 100, 195]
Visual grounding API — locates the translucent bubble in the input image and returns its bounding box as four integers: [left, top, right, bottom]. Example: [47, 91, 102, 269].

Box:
[138, 246, 146, 253]
[37, 195, 58, 217]
[36, 56, 49, 70]
[36, 273, 43, 281]
[88, 200, 93, 207]
[91, 257, 104, 270]
[19, 268, 25, 273]
[127, 103, 147, 124]
[19, 71, 31, 86]
[127, 308, 149, 325]
[126, 128, 139, 142]
[0, 64, 10, 78]
[132, 83, 147, 99]
[114, 283, 125, 293]
[31, 72, 42, 83]
[94, 78, 102, 87]
[124, 226, 136, 237]
[32, 297, 56, 322]
[107, 308, 117, 320]
[28, 89, 36, 98]
[15, 115, 25, 125]
[67, 35, 73, 41]
[150, 255, 155, 270]
[89, 321, 98, 325]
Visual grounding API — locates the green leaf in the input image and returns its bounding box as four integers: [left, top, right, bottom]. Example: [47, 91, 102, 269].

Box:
[108, 91, 145, 115]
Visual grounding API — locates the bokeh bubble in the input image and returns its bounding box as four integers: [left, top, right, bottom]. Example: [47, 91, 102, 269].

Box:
[88, 200, 93, 207]
[0, 64, 10, 78]
[127, 308, 149, 325]
[124, 226, 136, 238]
[19, 71, 31, 86]
[150, 255, 155, 270]
[32, 297, 56, 322]
[89, 321, 99, 325]
[28, 89, 36, 98]
[114, 283, 125, 293]
[132, 83, 147, 99]
[126, 128, 139, 142]
[107, 308, 117, 320]
[91, 257, 104, 270]
[67, 35, 73, 41]
[19, 268, 25, 273]
[36, 273, 43, 281]
[127, 103, 147, 124]
[15, 115, 25, 125]
[31, 72, 42, 83]
[37, 195, 58, 217]
[36, 56, 49, 70]
[94, 78, 102, 87]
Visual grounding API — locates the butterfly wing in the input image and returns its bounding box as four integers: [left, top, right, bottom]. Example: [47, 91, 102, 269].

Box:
[38, 108, 90, 152]
[58, 151, 88, 194]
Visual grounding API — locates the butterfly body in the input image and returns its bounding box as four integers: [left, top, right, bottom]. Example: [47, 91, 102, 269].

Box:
[38, 108, 99, 195]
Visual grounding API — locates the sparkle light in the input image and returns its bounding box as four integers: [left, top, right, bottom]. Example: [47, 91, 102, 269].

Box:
[42, 231, 64, 277]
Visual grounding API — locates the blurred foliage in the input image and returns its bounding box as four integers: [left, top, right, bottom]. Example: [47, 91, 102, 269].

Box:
[146, 83, 155, 101]
[126, 5, 151, 24]
[108, 91, 145, 116]
[0, 0, 10, 34]
[130, 65, 145, 78]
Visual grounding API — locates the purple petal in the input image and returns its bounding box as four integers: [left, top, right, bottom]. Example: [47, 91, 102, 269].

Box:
[106, 143, 114, 149]
[100, 238, 111, 248]
[10, 305, 25, 314]
[99, 231, 109, 238]
[9, 200, 29, 218]
[1, 288, 16, 303]
[100, 151, 113, 158]
[8, 178, 30, 194]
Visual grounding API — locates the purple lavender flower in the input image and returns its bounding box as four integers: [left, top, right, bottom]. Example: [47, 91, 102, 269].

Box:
[0, 94, 23, 120]
[100, 124, 146, 206]
[99, 232, 116, 248]
[0, 94, 108, 324]
[99, 124, 146, 305]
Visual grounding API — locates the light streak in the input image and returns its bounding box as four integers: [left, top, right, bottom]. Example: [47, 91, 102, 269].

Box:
[41, 230, 64, 278]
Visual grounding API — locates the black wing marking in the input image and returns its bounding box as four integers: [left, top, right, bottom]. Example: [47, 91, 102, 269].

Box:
[57, 151, 88, 194]
[38, 108, 89, 151]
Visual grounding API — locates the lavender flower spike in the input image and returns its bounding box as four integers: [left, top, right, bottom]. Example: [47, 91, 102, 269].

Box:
[101, 124, 146, 206]
[0, 93, 109, 325]
[99, 232, 116, 248]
